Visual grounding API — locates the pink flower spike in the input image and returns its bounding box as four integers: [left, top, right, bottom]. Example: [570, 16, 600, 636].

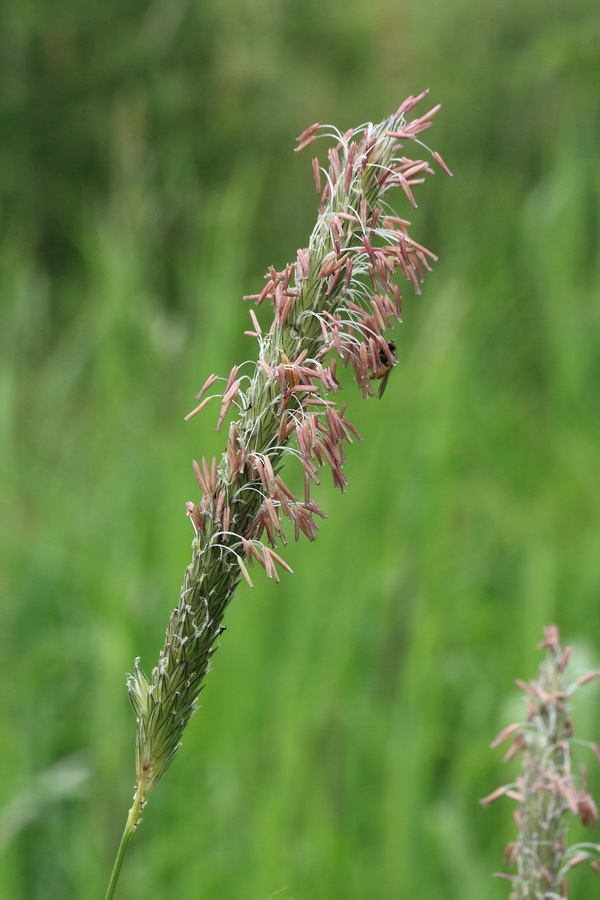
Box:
[132, 101, 450, 821]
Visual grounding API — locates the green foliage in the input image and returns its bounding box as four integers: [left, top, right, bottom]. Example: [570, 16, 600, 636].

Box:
[1, 0, 599, 896]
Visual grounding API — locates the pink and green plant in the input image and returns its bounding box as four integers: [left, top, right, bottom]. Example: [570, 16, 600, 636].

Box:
[104, 92, 450, 899]
[482, 625, 600, 899]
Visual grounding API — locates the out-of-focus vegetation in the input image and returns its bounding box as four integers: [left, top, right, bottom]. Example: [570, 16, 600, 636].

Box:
[1, 0, 599, 897]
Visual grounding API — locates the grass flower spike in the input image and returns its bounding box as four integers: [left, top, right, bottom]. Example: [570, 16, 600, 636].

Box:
[482, 626, 600, 899]
[105, 93, 450, 899]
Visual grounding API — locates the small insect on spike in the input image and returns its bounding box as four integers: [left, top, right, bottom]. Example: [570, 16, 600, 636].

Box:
[370, 341, 397, 399]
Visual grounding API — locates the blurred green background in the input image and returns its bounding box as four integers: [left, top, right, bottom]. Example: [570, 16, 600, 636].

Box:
[1, 0, 600, 896]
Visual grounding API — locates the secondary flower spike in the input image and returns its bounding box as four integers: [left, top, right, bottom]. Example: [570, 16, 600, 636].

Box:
[127, 92, 451, 802]
[481, 625, 600, 898]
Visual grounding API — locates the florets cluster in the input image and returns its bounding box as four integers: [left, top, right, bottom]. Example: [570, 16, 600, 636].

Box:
[183, 91, 449, 581]
[482, 626, 600, 898]
[127, 93, 449, 796]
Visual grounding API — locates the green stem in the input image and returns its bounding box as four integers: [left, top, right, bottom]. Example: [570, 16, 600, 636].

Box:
[104, 772, 148, 900]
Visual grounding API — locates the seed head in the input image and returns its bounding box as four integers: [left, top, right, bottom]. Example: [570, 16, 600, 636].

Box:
[128, 93, 450, 795]
[483, 626, 600, 898]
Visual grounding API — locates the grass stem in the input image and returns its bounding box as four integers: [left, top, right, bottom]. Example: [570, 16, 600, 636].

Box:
[104, 771, 148, 900]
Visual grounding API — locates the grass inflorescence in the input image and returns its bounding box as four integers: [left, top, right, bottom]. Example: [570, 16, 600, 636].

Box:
[482, 626, 600, 899]
[106, 94, 450, 897]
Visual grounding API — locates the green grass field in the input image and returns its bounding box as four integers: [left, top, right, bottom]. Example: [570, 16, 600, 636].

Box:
[1, 0, 600, 896]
